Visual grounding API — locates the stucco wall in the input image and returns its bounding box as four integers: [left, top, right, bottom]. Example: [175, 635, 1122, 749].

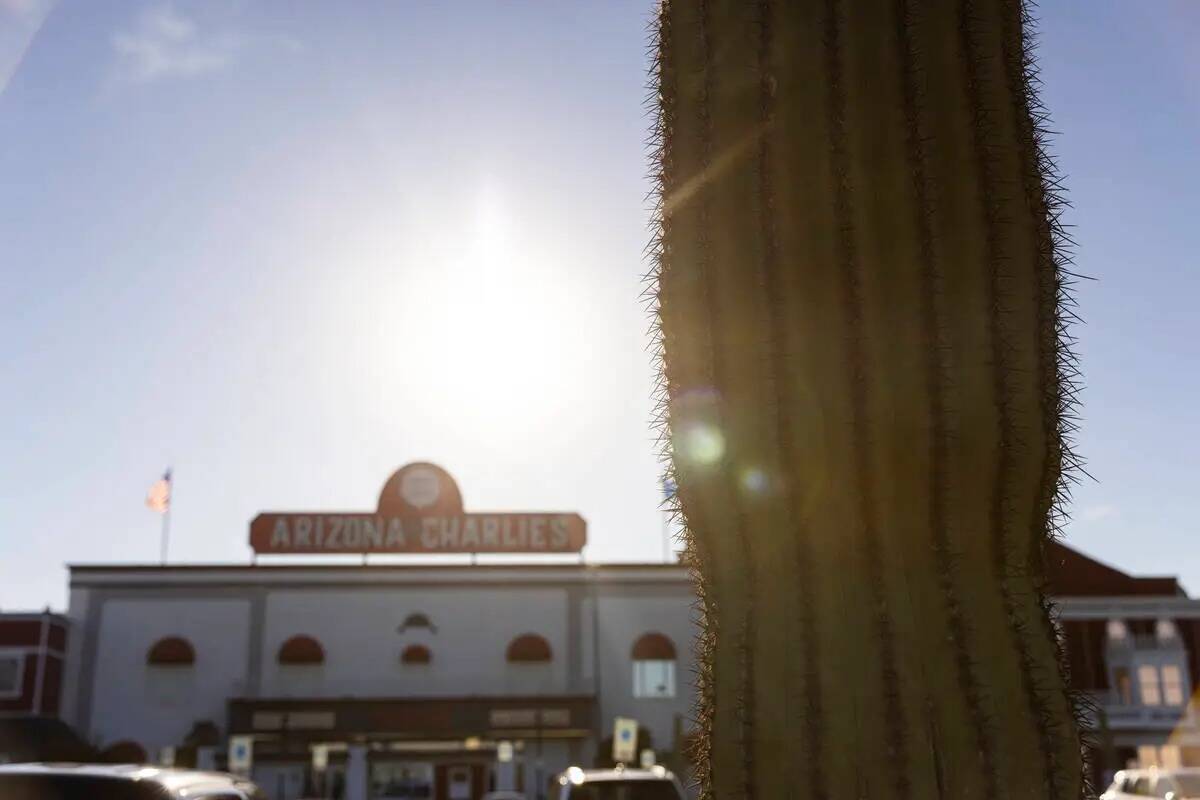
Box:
[87, 597, 251, 752]
[593, 589, 696, 759]
[259, 586, 570, 697]
[66, 565, 696, 765]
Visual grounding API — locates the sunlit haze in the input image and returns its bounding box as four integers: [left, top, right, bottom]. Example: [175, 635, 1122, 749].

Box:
[2, 1, 1199, 610]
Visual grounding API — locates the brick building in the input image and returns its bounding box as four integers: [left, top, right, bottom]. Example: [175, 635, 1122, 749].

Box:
[0, 610, 94, 764]
[1052, 544, 1200, 784]
[0, 611, 68, 720]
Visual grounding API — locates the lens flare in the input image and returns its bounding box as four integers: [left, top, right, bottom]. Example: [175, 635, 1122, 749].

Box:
[680, 423, 725, 465]
[740, 467, 769, 495]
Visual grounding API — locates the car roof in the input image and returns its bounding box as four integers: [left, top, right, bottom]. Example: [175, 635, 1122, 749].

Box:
[0, 764, 248, 793]
[567, 768, 675, 782]
[1114, 767, 1200, 784]
[1118, 768, 1200, 776]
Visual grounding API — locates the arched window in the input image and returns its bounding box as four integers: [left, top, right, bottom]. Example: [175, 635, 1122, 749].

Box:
[398, 613, 437, 634]
[278, 634, 325, 665]
[632, 632, 676, 699]
[401, 644, 432, 665]
[146, 636, 196, 666]
[631, 633, 676, 661]
[506, 634, 552, 663]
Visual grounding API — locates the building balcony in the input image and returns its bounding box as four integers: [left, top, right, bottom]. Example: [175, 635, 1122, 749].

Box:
[1091, 690, 1197, 730]
[1108, 634, 1186, 651]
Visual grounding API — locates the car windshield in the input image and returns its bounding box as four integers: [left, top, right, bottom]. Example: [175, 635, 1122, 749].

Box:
[568, 780, 681, 800]
[0, 776, 170, 800]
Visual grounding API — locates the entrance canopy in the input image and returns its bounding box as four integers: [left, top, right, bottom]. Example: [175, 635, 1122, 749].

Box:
[228, 695, 595, 754]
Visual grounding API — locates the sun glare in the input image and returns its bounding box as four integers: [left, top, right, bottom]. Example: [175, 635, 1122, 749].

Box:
[402, 181, 580, 443]
[473, 184, 510, 256]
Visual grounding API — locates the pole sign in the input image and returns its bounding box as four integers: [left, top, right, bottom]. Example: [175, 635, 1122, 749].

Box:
[158, 746, 175, 768]
[497, 741, 514, 763]
[228, 735, 253, 776]
[639, 749, 655, 769]
[612, 717, 638, 765]
[311, 744, 329, 772]
[250, 463, 586, 555]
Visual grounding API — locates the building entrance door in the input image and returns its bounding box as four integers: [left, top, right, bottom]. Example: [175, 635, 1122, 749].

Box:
[370, 760, 433, 800]
[445, 765, 471, 800]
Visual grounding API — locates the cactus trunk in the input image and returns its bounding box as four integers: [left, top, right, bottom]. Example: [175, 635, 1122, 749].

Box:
[653, 1, 1086, 798]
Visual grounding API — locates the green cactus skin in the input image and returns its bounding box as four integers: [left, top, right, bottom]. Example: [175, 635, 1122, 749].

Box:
[651, 1, 1087, 798]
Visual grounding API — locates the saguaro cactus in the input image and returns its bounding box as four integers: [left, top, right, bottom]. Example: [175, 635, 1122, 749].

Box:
[652, 1, 1086, 798]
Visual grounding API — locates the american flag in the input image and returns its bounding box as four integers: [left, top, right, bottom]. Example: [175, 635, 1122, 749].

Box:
[146, 469, 171, 513]
[662, 477, 677, 501]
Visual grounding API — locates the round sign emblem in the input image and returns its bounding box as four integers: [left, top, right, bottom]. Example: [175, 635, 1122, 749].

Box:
[399, 466, 441, 509]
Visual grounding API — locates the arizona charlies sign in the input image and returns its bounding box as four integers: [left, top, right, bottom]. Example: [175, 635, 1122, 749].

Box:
[249, 462, 586, 555]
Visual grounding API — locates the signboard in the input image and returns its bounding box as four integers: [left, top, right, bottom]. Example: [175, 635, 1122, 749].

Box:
[311, 744, 329, 772]
[158, 746, 175, 767]
[228, 735, 253, 776]
[497, 741, 514, 763]
[612, 717, 638, 764]
[250, 463, 586, 555]
[639, 749, 655, 769]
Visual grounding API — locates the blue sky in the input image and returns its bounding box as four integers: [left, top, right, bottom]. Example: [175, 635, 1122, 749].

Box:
[1, 1, 1197, 610]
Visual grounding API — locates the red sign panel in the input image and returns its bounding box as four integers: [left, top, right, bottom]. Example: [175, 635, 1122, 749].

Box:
[249, 463, 587, 555]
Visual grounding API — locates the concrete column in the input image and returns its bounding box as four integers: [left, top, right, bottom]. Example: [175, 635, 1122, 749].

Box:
[196, 746, 217, 772]
[495, 759, 515, 792]
[344, 744, 368, 800]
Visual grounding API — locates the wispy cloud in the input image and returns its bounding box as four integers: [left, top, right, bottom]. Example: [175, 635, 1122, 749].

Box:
[111, 5, 241, 83]
[0, 0, 56, 95]
[1080, 504, 1119, 523]
[0, 0, 53, 19]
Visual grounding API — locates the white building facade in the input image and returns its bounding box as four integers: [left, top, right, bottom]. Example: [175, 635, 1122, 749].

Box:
[56, 463, 1200, 798]
[60, 562, 694, 800]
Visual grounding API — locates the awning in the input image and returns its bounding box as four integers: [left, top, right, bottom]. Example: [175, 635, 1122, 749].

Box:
[228, 695, 596, 747]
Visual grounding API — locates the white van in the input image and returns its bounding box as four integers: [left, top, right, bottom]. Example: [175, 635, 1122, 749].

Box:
[553, 766, 685, 800]
[0, 763, 266, 800]
[1102, 768, 1200, 799]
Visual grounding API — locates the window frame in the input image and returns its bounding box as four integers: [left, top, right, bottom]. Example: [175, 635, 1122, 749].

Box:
[632, 658, 676, 700]
[1161, 664, 1186, 707]
[0, 649, 25, 698]
[1114, 666, 1134, 705]
[1138, 664, 1163, 707]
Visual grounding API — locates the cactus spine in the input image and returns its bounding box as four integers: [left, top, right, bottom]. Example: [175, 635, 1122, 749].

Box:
[652, 1, 1086, 798]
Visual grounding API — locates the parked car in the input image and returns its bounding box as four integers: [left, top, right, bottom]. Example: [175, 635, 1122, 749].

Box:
[1102, 768, 1200, 799]
[553, 766, 684, 800]
[0, 763, 266, 800]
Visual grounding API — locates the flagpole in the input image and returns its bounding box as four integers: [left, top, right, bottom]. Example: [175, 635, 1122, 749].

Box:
[161, 503, 171, 565]
[661, 511, 670, 564]
[661, 478, 675, 564]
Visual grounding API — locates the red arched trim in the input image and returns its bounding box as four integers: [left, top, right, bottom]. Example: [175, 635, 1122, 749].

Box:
[146, 636, 196, 665]
[399, 612, 437, 633]
[631, 632, 676, 660]
[401, 644, 432, 665]
[506, 634, 552, 663]
[278, 634, 325, 665]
